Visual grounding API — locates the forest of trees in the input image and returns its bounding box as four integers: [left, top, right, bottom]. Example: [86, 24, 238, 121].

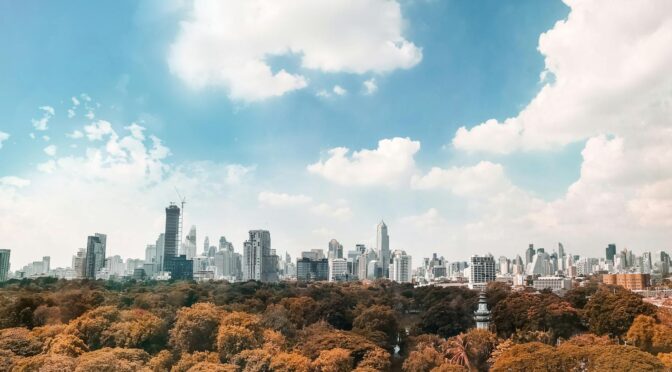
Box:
[0, 277, 670, 371]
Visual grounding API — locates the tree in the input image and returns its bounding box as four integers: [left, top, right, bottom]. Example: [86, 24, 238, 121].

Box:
[490, 342, 561, 372]
[172, 351, 221, 372]
[356, 347, 391, 371]
[231, 349, 272, 372]
[187, 362, 237, 371]
[74, 347, 150, 372]
[584, 285, 656, 337]
[280, 296, 320, 329]
[216, 325, 257, 362]
[312, 348, 353, 372]
[269, 352, 312, 372]
[297, 321, 382, 365]
[352, 305, 399, 351]
[13, 354, 77, 372]
[402, 346, 445, 372]
[65, 306, 120, 349]
[170, 303, 221, 353]
[442, 333, 471, 370]
[100, 308, 165, 351]
[45, 333, 89, 357]
[0, 327, 43, 356]
[146, 350, 175, 372]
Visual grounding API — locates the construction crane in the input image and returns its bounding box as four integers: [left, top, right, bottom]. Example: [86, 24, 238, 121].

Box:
[175, 187, 186, 256]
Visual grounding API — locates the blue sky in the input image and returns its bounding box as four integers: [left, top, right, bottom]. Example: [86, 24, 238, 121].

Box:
[2, 0, 671, 269]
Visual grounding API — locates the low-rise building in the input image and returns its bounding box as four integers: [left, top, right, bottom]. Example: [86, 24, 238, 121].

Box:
[602, 273, 650, 290]
[532, 276, 572, 291]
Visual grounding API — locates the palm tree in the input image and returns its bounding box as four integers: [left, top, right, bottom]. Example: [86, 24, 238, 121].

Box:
[442, 333, 472, 371]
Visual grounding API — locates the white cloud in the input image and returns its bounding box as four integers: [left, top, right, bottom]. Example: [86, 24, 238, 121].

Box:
[258, 191, 312, 207]
[311, 202, 352, 219]
[42, 136, 50, 142]
[333, 85, 347, 96]
[68, 109, 76, 118]
[71, 97, 80, 106]
[316, 90, 331, 98]
[363, 78, 378, 95]
[80, 93, 91, 102]
[168, 0, 422, 101]
[84, 120, 116, 141]
[67, 130, 84, 139]
[308, 137, 420, 186]
[85, 110, 95, 120]
[400, 208, 446, 229]
[43, 145, 57, 157]
[0, 176, 30, 188]
[411, 161, 512, 197]
[124, 123, 146, 140]
[32, 106, 55, 131]
[452, 0, 672, 153]
[29, 133, 35, 139]
[0, 131, 8, 149]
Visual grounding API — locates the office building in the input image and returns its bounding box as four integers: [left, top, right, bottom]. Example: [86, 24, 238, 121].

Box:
[606, 244, 616, 263]
[525, 244, 535, 266]
[84, 233, 107, 279]
[602, 273, 650, 291]
[163, 204, 180, 273]
[72, 248, 85, 278]
[184, 226, 197, 260]
[532, 276, 572, 291]
[390, 249, 412, 283]
[0, 249, 10, 282]
[243, 230, 278, 282]
[376, 221, 390, 278]
[468, 255, 496, 290]
[328, 239, 343, 259]
[297, 257, 329, 281]
[328, 258, 348, 282]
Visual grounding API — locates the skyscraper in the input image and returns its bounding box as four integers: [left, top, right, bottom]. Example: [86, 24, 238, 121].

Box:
[243, 230, 278, 282]
[558, 243, 566, 272]
[328, 239, 343, 259]
[525, 244, 535, 266]
[185, 226, 197, 260]
[84, 233, 107, 279]
[606, 244, 616, 262]
[389, 249, 412, 283]
[163, 204, 180, 273]
[0, 249, 10, 282]
[376, 221, 390, 278]
[72, 248, 85, 278]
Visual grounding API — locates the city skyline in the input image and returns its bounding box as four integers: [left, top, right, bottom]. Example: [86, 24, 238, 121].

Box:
[3, 0, 672, 269]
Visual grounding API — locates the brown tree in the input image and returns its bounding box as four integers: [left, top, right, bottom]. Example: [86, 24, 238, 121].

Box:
[216, 325, 258, 362]
[584, 285, 656, 337]
[169, 303, 221, 353]
[231, 349, 272, 372]
[269, 352, 312, 372]
[74, 347, 150, 372]
[45, 333, 89, 357]
[352, 305, 399, 351]
[0, 327, 43, 356]
[312, 348, 353, 372]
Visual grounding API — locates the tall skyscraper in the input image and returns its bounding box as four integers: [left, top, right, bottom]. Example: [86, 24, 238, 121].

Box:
[525, 244, 535, 266]
[203, 237, 210, 255]
[0, 249, 10, 282]
[376, 221, 390, 278]
[84, 233, 107, 279]
[163, 204, 180, 273]
[558, 243, 566, 272]
[328, 239, 343, 259]
[389, 250, 412, 283]
[243, 230, 278, 282]
[156, 234, 165, 272]
[606, 244, 616, 262]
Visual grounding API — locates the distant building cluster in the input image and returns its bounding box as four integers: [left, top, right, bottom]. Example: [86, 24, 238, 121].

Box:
[1, 201, 669, 294]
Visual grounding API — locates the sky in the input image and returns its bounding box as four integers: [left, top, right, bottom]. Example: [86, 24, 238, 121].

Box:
[1, 0, 672, 270]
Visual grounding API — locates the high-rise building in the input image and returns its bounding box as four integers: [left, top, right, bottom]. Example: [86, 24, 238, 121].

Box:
[606, 244, 616, 262]
[376, 221, 390, 278]
[558, 243, 566, 272]
[185, 226, 197, 260]
[390, 250, 412, 283]
[498, 256, 510, 275]
[214, 237, 241, 280]
[525, 244, 535, 266]
[297, 257, 329, 281]
[72, 248, 85, 278]
[0, 249, 10, 282]
[163, 204, 181, 274]
[84, 233, 107, 279]
[203, 236, 210, 255]
[155, 234, 165, 272]
[243, 230, 278, 282]
[328, 239, 343, 259]
[468, 255, 496, 290]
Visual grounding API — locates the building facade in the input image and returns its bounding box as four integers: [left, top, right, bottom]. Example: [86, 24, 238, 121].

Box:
[468, 255, 496, 290]
[243, 230, 278, 282]
[390, 249, 412, 283]
[0, 249, 10, 281]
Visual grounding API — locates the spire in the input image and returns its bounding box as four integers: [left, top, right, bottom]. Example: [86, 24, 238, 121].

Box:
[474, 291, 491, 330]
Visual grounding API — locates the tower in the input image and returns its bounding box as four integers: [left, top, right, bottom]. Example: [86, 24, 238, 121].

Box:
[0, 249, 10, 282]
[84, 233, 106, 279]
[474, 292, 491, 330]
[163, 204, 180, 273]
[376, 221, 390, 278]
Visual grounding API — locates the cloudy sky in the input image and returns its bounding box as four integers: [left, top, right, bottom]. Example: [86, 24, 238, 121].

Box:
[1, 0, 672, 269]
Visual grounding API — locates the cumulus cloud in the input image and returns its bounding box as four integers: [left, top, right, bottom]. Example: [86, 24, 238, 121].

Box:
[168, 0, 422, 101]
[452, 0, 672, 153]
[84, 120, 116, 141]
[400, 208, 446, 229]
[363, 78, 378, 95]
[0, 131, 9, 149]
[333, 85, 347, 96]
[258, 191, 312, 207]
[43, 145, 57, 157]
[67, 130, 84, 139]
[411, 161, 512, 197]
[0, 176, 30, 188]
[308, 137, 420, 186]
[32, 106, 55, 131]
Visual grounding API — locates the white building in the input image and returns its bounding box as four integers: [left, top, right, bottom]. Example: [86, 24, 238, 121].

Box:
[376, 221, 390, 278]
[328, 258, 348, 282]
[468, 255, 496, 290]
[390, 249, 412, 283]
[532, 276, 572, 291]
